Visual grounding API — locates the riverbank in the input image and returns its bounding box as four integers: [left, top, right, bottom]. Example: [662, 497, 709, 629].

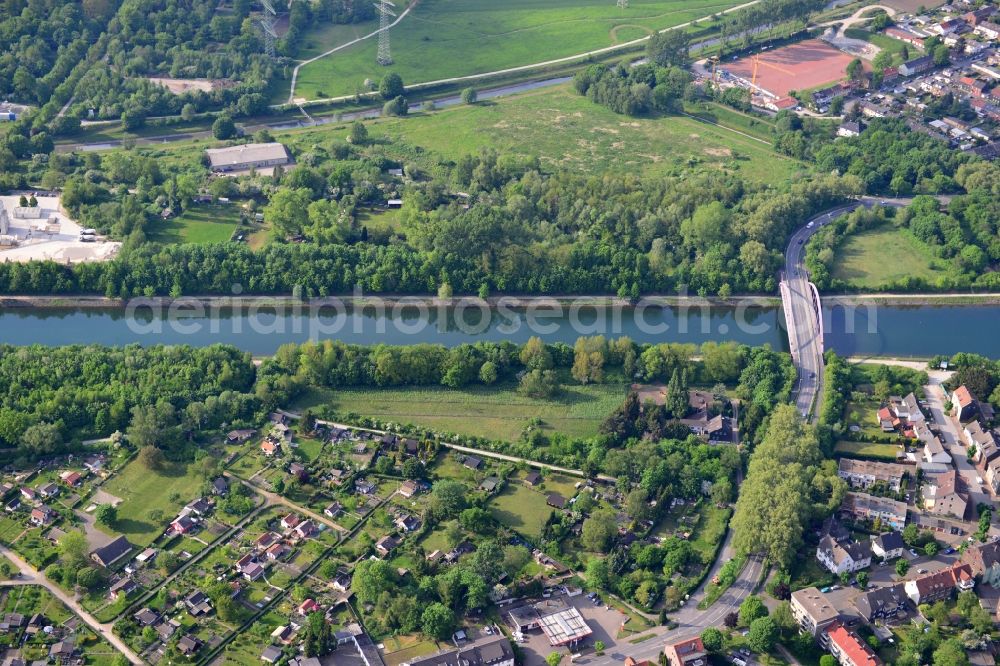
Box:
[0, 293, 783, 310]
[4, 291, 1000, 311]
[824, 293, 1000, 306]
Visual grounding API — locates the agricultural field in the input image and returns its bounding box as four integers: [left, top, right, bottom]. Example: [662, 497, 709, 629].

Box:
[102, 459, 207, 546]
[149, 205, 242, 244]
[292, 0, 742, 100]
[294, 379, 627, 441]
[831, 226, 946, 289]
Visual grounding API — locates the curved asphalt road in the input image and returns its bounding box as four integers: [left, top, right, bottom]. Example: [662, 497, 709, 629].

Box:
[783, 195, 936, 421]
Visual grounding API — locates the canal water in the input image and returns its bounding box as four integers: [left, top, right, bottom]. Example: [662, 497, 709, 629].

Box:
[0, 302, 995, 358]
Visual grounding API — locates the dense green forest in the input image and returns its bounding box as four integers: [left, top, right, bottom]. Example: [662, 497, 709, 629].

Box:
[0, 344, 255, 457]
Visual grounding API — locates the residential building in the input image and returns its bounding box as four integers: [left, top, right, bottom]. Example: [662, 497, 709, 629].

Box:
[399, 480, 421, 498]
[205, 142, 290, 173]
[463, 456, 483, 470]
[921, 470, 968, 519]
[90, 535, 134, 568]
[904, 564, 975, 604]
[871, 532, 906, 561]
[838, 121, 862, 137]
[663, 637, 707, 666]
[546, 493, 567, 509]
[852, 584, 908, 623]
[953, 385, 981, 421]
[29, 506, 55, 526]
[817, 536, 872, 575]
[524, 472, 542, 486]
[400, 635, 515, 666]
[961, 541, 1000, 587]
[260, 439, 281, 456]
[837, 459, 909, 491]
[108, 577, 138, 600]
[825, 623, 881, 666]
[923, 436, 952, 465]
[791, 587, 840, 640]
[841, 492, 907, 530]
[226, 428, 257, 443]
[900, 55, 935, 76]
[375, 534, 401, 557]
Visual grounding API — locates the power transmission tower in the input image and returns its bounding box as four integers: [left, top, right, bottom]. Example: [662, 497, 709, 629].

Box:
[259, 0, 278, 58]
[374, 0, 396, 66]
[617, 0, 628, 9]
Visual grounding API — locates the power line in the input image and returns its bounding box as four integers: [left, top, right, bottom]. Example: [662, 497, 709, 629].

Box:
[374, 0, 396, 66]
[259, 0, 278, 58]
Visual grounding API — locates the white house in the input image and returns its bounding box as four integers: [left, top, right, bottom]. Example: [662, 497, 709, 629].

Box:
[816, 535, 872, 575]
[871, 532, 906, 561]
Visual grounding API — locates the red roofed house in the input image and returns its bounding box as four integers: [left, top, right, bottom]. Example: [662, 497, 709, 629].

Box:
[904, 564, 974, 605]
[663, 637, 707, 666]
[260, 439, 281, 456]
[876, 407, 897, 432]
[59, 471, 83, 487]
[885, 27, 925, 49]
[280, 514, 300, 531]
[256, 531, 280, 549]
[825, 623, 881, 666]
[298, 598, 320, 616]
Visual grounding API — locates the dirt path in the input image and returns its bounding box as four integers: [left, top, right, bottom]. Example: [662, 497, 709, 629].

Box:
[287, 0, 422, 104]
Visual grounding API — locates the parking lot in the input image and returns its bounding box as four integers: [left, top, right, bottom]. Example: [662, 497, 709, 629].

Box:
[0, 194, 120, 263]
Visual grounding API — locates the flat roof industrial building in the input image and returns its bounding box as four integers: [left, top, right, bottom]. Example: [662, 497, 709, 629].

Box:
[205, 142, 290, 173]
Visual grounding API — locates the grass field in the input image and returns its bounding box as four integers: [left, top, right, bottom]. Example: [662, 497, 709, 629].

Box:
[365, 85, 804, 184]
[103, 459, 205, 546]
[294, 380, 626, 441]
[832, 226, 946, 289]
[149, 204, 241, 244]
[834, 440, 901, 460]
[489, 484, 552, 539]
[844, 28, 910, 65]
[293, 0, 743, 100]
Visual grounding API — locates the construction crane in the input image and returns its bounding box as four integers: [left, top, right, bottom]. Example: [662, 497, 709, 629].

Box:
[751, 54, 760, 89]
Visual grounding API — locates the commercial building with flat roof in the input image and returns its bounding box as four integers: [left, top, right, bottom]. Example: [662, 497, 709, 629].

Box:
[506, 600, 591, 647]
[205, 142, 290, 173]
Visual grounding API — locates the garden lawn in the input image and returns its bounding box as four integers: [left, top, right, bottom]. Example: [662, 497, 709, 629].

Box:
[149, 204, 241, 244]
[293, 0, 743, 100]
[834, 440, 901, 460]
[831, 225, 946, 289]
[294, 379, 627, 441]
[103, 459, 205, 546]
[488, 485, 551, 540]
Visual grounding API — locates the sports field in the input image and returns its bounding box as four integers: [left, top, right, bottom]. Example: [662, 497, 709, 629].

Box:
[293, 0, 742, 100]
[725, 39, 856, 98]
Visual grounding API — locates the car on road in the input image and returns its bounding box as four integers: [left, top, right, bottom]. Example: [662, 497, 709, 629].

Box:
[909, 548, 919, 557]
[798, 239, 803, 244]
